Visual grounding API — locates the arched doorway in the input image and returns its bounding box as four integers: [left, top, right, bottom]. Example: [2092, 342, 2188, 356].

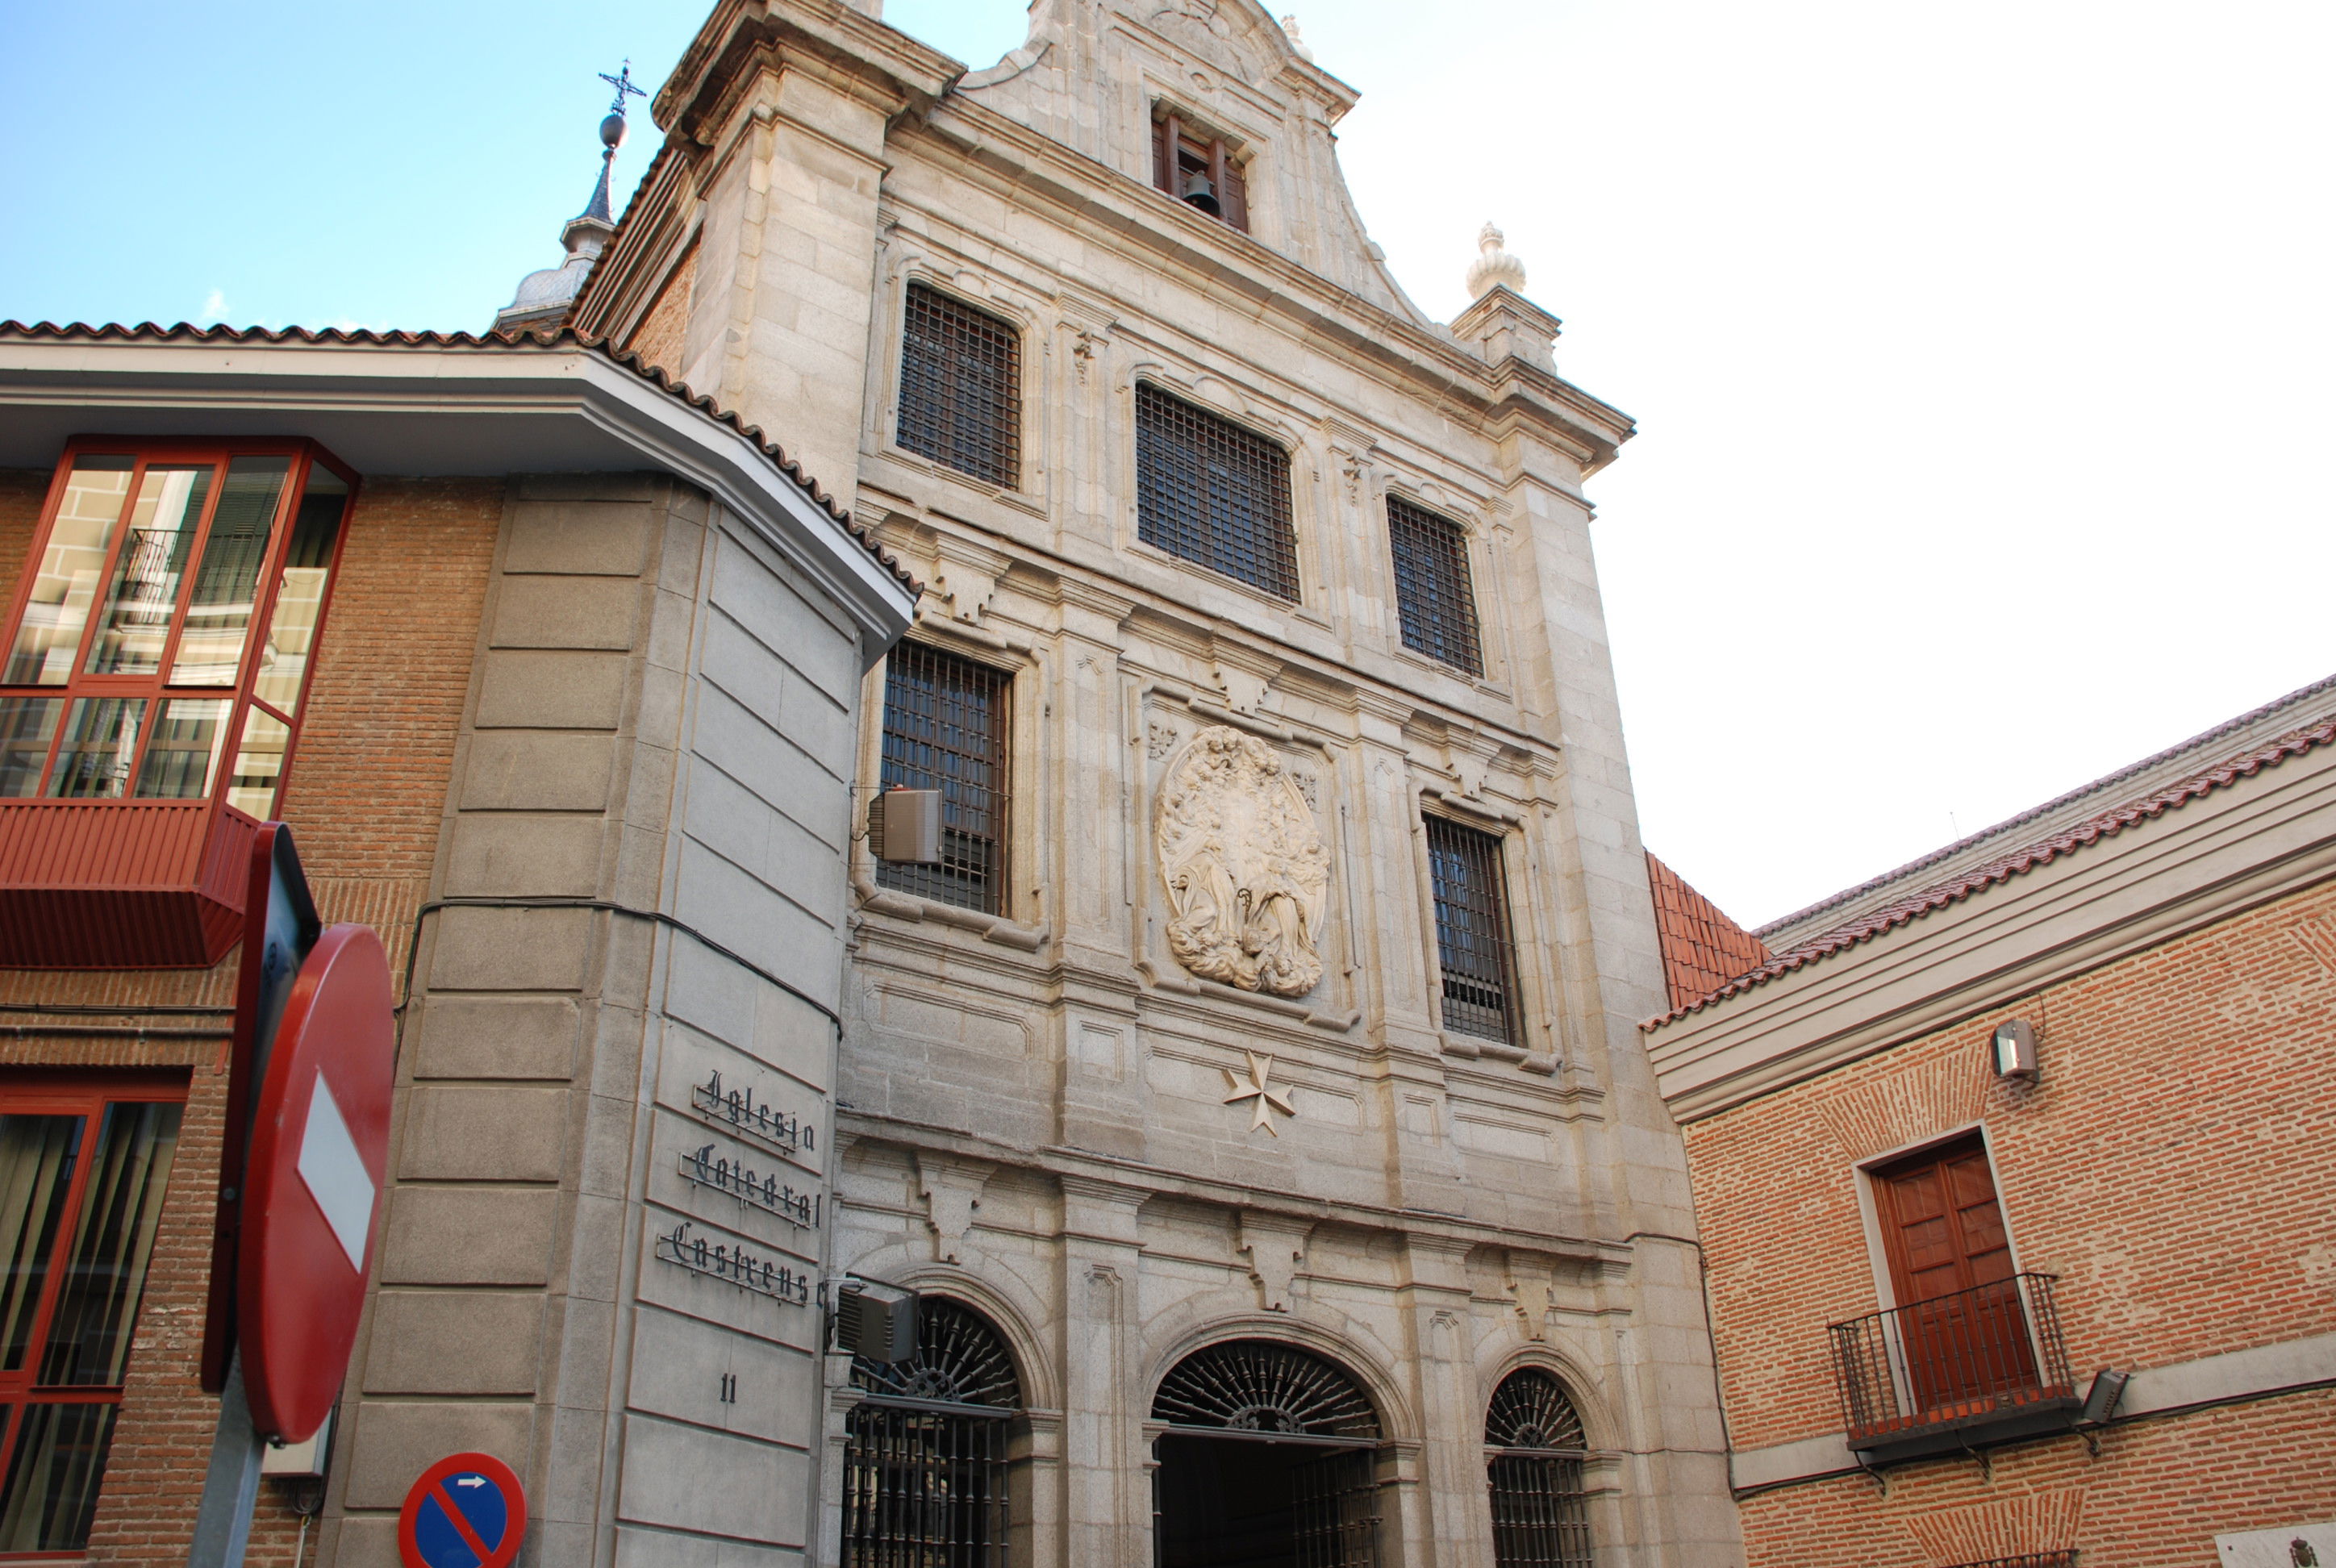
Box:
[1151, 1339, 1383, 1568]
[843, 1297, 1023, 1568]
[1484, 1369, 1593, 1568]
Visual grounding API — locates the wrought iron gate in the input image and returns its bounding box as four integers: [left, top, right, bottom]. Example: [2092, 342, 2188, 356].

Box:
[1291, 1445, 1379, 1568]
[1484, 1370, 1594, 1568]
[843, 1299, 1023, 1568]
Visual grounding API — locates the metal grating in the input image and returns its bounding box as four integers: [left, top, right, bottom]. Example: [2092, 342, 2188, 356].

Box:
[1136, 384, 1299, 602]
[1829, 1272, 2075, 1448]
[1424, 816, 1521, 1045]
[1385, 496, 1483, 676]
[1938, 1557, 2079, 1568]
[1152, 1340, 1382, 1441]
[897, 284, 1022, 489]
[876, 644, 1009, 915]
[851, 1298, 1024, 1411]
[1291, 1447, 1379, 1568]
[844, 1299, 1021, 1568]
[1486, 1370, 1592, 1568]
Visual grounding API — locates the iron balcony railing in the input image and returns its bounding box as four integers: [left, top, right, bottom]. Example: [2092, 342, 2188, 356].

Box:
[1829, 1273, 2079, 1456]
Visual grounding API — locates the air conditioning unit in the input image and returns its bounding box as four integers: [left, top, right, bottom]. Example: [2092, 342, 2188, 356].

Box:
[867, 787, 944, 865]
[835, 1279, 919, 1364]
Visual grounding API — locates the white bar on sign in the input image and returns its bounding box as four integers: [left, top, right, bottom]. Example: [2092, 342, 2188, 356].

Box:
[296, 1077, 378, 1271]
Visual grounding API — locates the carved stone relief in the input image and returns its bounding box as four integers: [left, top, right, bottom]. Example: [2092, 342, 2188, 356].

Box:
[1157, 726, 1329, 997]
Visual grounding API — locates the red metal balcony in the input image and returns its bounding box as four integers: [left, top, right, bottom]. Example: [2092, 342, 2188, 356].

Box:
[0, 799, 259, 968]
[1828, 1273, 2081, 1464]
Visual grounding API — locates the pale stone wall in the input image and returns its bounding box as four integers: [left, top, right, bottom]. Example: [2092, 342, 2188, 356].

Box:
[575, 1, 1742, 1562]
[323, 474, 875, 1568]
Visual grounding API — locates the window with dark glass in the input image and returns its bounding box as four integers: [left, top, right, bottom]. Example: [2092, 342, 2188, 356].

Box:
[1386, 496, 1483, 676]
[0, 443, 353, 819]
[0, 1078, 184, 1555]
[1425, 815, 1521, 1045]
[1152, 111, 1249, 231]
[876, 644, 1010, 915]
[896, 284, 1022, 489]
[1135, 384, 1298, 601]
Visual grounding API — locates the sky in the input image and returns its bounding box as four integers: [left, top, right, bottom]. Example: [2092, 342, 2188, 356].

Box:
[3, 0, 2330, 927]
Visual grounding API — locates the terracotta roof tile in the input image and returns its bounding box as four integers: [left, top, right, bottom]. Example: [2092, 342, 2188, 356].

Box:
[1646, 853, 1772, 1012]
[0, 319, 919, 597]
[1644, 715, 2336, 1031]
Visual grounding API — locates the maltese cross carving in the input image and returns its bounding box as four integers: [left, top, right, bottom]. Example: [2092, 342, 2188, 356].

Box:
[1222, 1051, 1295, 1136]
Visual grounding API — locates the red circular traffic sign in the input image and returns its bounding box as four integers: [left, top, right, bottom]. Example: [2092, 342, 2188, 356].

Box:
[237, 922, 394, 1442]
[398, 1452, 528, 1568]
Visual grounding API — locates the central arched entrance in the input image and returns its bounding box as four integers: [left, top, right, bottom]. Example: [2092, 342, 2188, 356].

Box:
[1151, 1339, 1383, 1568]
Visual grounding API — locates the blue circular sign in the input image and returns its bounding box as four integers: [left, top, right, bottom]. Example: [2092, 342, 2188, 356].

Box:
[398, 1452, 526, 1568]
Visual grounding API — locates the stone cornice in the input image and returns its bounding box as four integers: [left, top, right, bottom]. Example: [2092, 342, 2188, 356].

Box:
[1648, 739, 2336, 1122]
[836, 1110, 1637, 1265]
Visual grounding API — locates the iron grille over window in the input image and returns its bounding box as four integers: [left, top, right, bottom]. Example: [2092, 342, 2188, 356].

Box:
[877, 644, 1009, 915]
[845, 1299, 1021, 1568]
[1485, 1370, 1593, 1568]
[897, 284, 1022, 488]
[1939, 1556, 2078, 1568]
[1136, 384, 1299, 602]
[1152, 1341, 1383, 1440]
[1385, 496, 1483, 676]
[1425, 816, 1521, 1045]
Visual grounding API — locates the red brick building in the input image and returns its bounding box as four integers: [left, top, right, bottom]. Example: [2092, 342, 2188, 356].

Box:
[1643, 678, 2336, 1567]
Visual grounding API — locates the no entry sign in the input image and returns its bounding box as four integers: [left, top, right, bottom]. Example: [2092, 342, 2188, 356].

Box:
[399, 1452, 528, 1568]
[236, 921, 395, 1442]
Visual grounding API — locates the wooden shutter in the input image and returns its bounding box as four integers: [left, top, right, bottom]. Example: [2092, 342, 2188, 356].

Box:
[1873, 1136, 2037, 1415]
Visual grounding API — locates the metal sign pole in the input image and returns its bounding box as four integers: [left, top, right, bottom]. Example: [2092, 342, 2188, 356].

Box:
[187, 1350, 267, 1566]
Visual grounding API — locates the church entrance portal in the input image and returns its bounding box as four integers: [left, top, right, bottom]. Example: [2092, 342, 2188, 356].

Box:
[1150, 1341, 1383, 1568]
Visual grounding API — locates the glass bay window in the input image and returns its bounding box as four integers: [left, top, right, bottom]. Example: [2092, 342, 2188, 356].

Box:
[0, 442, 352, 819]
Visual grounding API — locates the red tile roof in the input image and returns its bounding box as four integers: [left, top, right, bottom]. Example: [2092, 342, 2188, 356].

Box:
[1644, 715, 2336, 1030]
[1646, 853, 1773, 1012]
[0, 319, 918, 596]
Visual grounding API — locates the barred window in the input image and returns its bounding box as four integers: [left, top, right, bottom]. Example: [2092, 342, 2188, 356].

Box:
[1425, 816, 1520, 1045]
[1386, 496, 1483, 676]
[876, 644, 1009, 915]
[1135, 384, 1298, 601]
[896, 284, 1021, 488]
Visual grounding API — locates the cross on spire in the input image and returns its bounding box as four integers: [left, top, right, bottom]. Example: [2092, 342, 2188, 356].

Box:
[599, 60, 648, 119]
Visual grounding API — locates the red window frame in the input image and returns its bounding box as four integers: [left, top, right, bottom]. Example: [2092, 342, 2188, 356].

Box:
[0, 1072, 188, 1559]
[0, 437, 358, 821]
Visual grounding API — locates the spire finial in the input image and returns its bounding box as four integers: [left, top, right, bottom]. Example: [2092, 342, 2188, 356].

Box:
[1280, 15, 1314, 60]
[1465, 221, 1529, 299]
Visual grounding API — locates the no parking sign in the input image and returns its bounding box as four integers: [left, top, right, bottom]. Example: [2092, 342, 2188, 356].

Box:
[398, 1453, 528, 1568]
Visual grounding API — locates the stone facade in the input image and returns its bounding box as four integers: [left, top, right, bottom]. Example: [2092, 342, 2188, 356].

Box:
[579, 3, 1739, 1564]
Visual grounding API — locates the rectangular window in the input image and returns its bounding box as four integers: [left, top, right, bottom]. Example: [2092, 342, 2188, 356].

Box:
[1386, 496, 1484, 676]
[896, 284, 1022, 490]
[1152, 111, 1249, 232]
[1425, 815, 1521, 1045]
[0, 444, 352, 819]
[1135, 384, 1298, 601]
[876, 644, 1010, 916]
[0, 1079, 185, 1555]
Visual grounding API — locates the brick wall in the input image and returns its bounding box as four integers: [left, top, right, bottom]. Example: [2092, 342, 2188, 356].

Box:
[1737, 1391, 2336, 1568]
[0, 470, 506, 1563]
[0, 466, 48, 607]
[624, 243, 698, 382]
[1684, 875, 2336, 1561]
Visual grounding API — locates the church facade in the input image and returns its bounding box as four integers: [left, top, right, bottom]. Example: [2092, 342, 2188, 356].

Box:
[571, 2, 1737, 1565]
